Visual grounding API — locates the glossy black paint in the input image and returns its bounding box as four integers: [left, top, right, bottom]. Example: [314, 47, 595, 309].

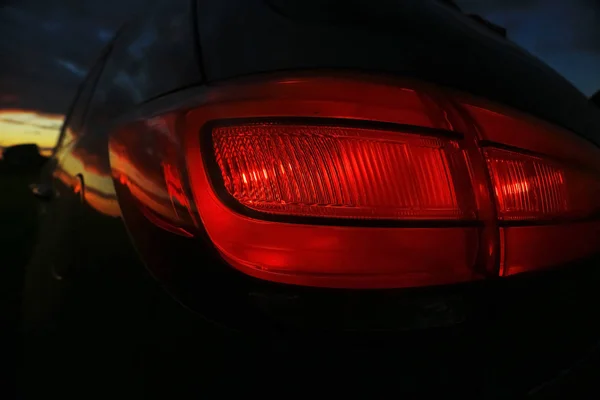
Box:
[197, 0, 600, 144]
[20, 0, 600, 397]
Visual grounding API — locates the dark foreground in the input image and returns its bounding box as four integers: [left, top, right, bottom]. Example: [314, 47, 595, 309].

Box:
[3, 162, 600, 399]
[0, 163, 39, 398]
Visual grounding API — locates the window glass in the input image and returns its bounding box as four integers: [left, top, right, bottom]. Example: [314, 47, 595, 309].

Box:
[54, 55, 107, 152]
[84, 0, 200, 131]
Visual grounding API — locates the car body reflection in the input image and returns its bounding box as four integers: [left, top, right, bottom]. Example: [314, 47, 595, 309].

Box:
[109, 115, 196, 237]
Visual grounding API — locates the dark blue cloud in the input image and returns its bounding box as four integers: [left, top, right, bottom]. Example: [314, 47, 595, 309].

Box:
[0, 0, 144, 112]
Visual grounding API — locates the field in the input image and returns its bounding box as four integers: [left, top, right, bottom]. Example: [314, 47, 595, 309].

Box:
[0, 162, 40, 397]
[0, 163, 39, 309]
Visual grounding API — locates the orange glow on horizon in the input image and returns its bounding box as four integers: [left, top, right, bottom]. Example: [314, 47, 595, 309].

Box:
[0, 109, 64, 152]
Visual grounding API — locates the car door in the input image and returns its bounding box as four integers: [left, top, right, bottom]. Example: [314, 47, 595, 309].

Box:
[20, 38, 148, 398]
[22, 25, 158, 328]
[21, 5, 203, 394]
[22, 53, 109, 330]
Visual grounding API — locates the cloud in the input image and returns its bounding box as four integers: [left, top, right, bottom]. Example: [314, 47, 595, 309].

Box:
[0, 2, 139, 115]
[55, 58, 87, 77]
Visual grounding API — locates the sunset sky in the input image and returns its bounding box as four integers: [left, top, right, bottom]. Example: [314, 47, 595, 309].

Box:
[0, 0, 144, 155]
[0, 109, 64, 154]
[1, 0, 599, 155]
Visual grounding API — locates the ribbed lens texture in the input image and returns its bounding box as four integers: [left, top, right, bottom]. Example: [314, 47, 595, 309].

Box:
[486, 149, 570, 220]
[212, 123, 469, 220]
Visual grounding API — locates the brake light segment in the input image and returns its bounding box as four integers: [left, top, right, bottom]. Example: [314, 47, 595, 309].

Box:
[486, 148, 600, 221]
[486, 149, 568, 220]
[212, 123, 474, 220]
[195, 121, 480, 288]
[487, 148, 600, 275]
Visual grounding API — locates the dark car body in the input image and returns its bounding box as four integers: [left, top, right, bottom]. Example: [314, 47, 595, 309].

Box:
[20, 0, 600, 398]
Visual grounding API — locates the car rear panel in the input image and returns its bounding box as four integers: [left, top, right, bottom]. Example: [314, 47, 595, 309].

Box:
[135, 253, 600, 397]
[173, 1, 600, 394]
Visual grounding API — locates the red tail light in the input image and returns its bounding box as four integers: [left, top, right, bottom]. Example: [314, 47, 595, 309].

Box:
[462, 100, 600, 276]
[487, 149, 573, 220]
[212, 123, 473, 220]
[110, 74, 600, 288]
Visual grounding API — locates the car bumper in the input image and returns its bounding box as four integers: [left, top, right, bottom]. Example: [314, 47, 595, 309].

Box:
[143, 254, 600, 397]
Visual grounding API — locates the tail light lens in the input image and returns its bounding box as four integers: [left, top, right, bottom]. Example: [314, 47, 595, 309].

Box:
[486, 149, 598, 221]
[463, 100, 600, 276]
[110, 74, 600, 288]
[212, 123, 473, 220]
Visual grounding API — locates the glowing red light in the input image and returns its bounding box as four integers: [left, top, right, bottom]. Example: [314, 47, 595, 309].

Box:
[180, 76, 484, 288]
[213, 123, 474, 220]
[486, 148, 600, 220]
[486, 149, 568, 220]
[162, 161, 194, 220]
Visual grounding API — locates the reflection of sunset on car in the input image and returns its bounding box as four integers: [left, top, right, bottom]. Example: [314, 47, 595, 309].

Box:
[108, 119, 197, 235]
[0, 109, 64, 156]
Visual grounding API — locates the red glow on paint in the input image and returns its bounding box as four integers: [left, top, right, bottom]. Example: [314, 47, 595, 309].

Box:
[139, 202, 193, 238]
[162, 161, 194, 220]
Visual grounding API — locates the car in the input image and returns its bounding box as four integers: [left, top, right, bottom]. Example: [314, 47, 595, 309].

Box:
[19, 0, 600, 398]
[1, 144, 46, 169]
